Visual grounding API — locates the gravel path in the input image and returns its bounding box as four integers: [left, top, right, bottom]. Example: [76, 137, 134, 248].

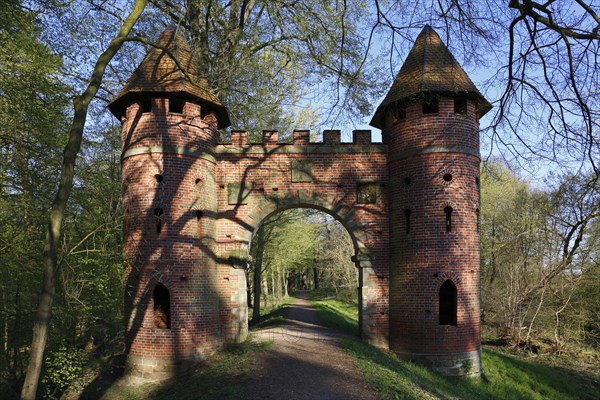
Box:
[239, 293, 378, 400]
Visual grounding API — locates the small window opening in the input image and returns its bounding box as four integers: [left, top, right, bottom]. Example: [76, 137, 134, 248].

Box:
[475, 176, 480, 187]
[454, 96, 468, 114]
[394, 102, 406, 120]
[155, 174, 163, 183]
[169, 98, 185, 114]
[195, 178, 202, 185]
[443, 173, 453, 182]
[404, 177, 412, 185]
[153, 283, 171, 329]
[476, 208, 481, 233]
[201, 107, 214, 120]
[154, 208, 164, 234]
[405, 209, 412, 234]
[439, 280, 457, 325]
[444, 206, 453, 232]
[422, 97, 439, 114]
[195, 210, 203, 236]
[141, 99, 152, 113]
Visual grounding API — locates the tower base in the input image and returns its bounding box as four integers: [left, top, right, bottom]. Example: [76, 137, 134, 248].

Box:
[395, 349, 482, 377]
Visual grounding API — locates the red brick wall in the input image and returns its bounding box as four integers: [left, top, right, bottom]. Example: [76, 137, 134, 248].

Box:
[216, 130, 390, 345]
[122, 98, 223, 363]
[119, 93, 482, 377]
[385, 96, 481, 358]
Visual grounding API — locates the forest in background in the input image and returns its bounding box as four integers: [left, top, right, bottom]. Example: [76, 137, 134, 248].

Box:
[1, 0, 599, 398]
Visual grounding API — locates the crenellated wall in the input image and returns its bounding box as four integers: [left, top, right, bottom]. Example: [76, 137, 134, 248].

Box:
[215, 128, 389, 348]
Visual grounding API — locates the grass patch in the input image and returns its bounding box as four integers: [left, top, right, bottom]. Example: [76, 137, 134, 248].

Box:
[249, 296, 293, 330]
[312, 290, 600, 400]
[88, 338, 272, 400]
[309, 288, 359, 335]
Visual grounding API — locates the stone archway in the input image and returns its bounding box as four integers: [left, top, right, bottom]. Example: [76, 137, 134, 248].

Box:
[242, 196, 375, 338]
[215, 130, 389, 348]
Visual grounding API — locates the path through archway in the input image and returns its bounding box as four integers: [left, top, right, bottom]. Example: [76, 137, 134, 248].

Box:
[247, 207, 362, 336]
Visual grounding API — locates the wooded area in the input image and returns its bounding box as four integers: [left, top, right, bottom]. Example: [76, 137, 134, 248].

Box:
[0, 0, 598, 398]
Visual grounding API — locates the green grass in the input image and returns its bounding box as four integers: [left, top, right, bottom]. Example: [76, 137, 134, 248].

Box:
[97, 338, 272, 400]
[309, 288, 360, 334]
[310, 290, 600, 400]
[249, 296, 293, 329]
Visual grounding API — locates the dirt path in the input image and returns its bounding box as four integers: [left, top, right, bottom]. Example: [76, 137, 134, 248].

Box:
[239, 293, 378, 400]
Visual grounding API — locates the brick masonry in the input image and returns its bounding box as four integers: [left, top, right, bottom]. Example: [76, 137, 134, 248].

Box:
[114, 26, 488, 382]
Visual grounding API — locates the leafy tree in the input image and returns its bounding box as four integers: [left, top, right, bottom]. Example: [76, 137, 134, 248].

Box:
[481, 162, 599, 347]
[0, 1, 69, 396]
[18, 1, 148, 398]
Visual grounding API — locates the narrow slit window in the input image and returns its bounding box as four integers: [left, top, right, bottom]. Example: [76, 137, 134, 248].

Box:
[155, 174, 163, 183]
[405, 209, 412, 234]
[153, 283, 171, 329]
[476, 208, 481, 233]
[195, 210, 203, 236]
[444, 206, 453, 232]
[169, 98, 185, 114]
[154, 207, 164, 234]
[439, 280, 457, 325]
[454, 96, 468, 114]
[394, 102, 406, 120]
[141, 99, 152, 113]
[422, 97, 439, 114]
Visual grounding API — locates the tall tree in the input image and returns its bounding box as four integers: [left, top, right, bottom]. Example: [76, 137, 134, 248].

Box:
[147, 0, 383, 133]
[0, 1, 69, 395]
[20, 1, 147, 398]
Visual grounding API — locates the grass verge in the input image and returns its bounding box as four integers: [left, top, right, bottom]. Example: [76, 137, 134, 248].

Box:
[310, 289, 600, 400]
[249, 296, 293, 330]
[309, 288, 359, 335]
[80, 338, 272, 400]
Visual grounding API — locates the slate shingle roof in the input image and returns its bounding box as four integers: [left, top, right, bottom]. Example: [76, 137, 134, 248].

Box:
[108, 27, 231, 128]
[370, 25, 492, 129]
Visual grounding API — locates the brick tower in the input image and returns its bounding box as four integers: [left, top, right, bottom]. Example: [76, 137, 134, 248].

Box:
[108, 27, 230, 382]
[371, 25, 492, 375]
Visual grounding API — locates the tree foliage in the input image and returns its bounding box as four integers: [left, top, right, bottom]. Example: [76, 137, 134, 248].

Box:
[249, 208, 357, 318]
[481, 162, 600, 349]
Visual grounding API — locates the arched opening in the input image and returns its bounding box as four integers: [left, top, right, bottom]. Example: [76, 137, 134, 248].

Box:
[154, 207, 164, 234]
[444, 206, 453, 232]
[247, 206, 362, 336]
[439, 280, 457, 326]
[153, 283, 171, 329]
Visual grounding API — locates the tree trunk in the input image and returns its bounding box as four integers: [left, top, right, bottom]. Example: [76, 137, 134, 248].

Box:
[252, 226, 265, 323]
[20, 2, 147, 398]
[245, 268, 252, 309]
[313, 265, 319, 289]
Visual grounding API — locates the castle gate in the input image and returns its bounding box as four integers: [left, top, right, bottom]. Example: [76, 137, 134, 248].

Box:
[109, 25, 491, 383]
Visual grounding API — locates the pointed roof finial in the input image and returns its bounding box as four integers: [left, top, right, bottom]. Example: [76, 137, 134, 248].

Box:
[370, 25, 491, 128]
[108, 27, 231, 128]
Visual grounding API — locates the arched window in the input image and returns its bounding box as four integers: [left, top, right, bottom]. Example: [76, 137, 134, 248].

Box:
[154, 208, 164, 234]
[439, 280, 457, 325]
[153, 283, 171, 329]
[444, 206, 453, 232]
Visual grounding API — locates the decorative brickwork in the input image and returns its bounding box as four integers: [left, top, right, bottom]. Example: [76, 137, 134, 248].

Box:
[112, 25, 490, 382]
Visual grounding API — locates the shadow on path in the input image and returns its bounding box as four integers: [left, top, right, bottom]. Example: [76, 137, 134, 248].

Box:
[241, 294, 376, 400]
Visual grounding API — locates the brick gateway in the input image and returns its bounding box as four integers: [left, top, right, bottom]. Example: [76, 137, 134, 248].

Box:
[108, 25, 492, 383]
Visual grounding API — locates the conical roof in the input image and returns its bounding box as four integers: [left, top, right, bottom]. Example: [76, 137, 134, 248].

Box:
[108, 27, 230, 128]
[370, 25, 491, 129]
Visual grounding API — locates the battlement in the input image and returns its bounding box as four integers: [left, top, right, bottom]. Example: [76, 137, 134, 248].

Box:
[221, 129, 382, 147]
